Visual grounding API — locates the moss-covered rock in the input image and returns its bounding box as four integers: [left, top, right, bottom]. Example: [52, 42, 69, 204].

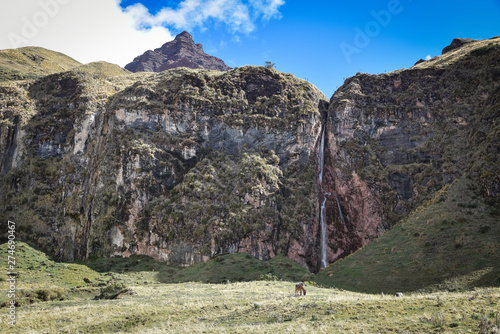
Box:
[0, 64, 327, 270]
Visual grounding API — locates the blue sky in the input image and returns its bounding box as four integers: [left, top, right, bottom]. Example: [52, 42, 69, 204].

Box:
[1, 0, 499, 96]
[119, 0, 500, 96]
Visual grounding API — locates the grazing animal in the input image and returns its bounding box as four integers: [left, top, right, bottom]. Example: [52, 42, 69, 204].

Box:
[395, 292, 404, 297]
[295, 282, 307, 296]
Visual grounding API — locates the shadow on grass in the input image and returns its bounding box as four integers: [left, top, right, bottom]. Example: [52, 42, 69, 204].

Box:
[83, 253, 310, 284]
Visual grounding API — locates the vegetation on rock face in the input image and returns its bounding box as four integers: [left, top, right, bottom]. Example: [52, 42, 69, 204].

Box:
[110, 65, 324, 127]
[329, 38, 500, 225]
[102, 66, 326, 265]
[149, 150, 283, 249]
[0, 61, 326, 269]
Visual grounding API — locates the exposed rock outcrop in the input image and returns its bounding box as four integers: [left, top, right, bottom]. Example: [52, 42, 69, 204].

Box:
[125, 31, 231, 73]
[318, 37, 500, 266]
[0, 65, 327, 270]
[442, 38, 476, 54]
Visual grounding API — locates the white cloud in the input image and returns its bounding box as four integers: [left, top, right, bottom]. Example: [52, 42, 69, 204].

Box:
[425, 55, 432, 61]
[0, 0, 285, 67]
[0, 0, 174, 66]
[250, 0, 285, 20]
[123, 0, 285, 34]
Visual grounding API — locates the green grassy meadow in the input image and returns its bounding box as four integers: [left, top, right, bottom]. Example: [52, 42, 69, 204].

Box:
[1, 177, 498, 333]
[0, 47, 81, 82]
[1, 242, 499, 333]
[2, 280, 500, 333]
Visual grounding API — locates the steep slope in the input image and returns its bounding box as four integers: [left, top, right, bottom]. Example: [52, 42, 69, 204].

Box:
[315, 37, 500, 290]
[0, 65, 328, 270]
[0, 46, 81, 82]
[125, 31, 231, 73]
[316, 177, 500, 293]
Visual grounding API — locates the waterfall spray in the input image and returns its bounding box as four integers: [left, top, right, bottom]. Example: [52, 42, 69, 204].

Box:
[319, 125, 325, 184]
[320, 192, 331, 268]
[332, 193, 346, 227]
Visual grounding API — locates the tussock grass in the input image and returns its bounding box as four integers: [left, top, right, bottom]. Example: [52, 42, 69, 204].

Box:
[73, 61, 130, 78]
[157, 253, 310, 284]
[412, 36, 500, 69]
[1, 242, 499, 332]
[0, 46, 81, 82]
[5, 281, 499, 333]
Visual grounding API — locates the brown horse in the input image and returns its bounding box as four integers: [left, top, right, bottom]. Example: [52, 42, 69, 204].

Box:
[295, 282, 306, 296]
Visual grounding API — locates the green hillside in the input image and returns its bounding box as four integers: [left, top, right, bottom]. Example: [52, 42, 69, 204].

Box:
[0, 242, 101, 290]
[85, 252, 310, 284]
[0, 46, 81, 82]
[315, 178, 500, 293]
[1, 241, 309, 290]
[0, 241, 310, 308]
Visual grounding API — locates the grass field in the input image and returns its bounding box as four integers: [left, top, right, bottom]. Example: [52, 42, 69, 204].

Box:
[2, 281, 499, 333]
[84, 252, 310, 285]
[1, 242, 499, 333]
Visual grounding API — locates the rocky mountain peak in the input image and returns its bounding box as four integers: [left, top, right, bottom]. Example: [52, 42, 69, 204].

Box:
[175, 30, 194, 41]
[125, 31, 231, 73]
[442, 37, 476, 54]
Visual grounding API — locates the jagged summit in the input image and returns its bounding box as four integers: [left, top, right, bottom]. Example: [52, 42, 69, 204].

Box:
[125, 31, 231, 73]
[175, 30, 195, 42]
[442, 37, 477, 54]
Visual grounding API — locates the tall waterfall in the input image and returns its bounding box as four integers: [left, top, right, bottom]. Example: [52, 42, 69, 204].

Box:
[320, 192, 331, 268]
[319, 125, 325, 184]
[319, 123, 328, 268]
[318, 123, 347, 269]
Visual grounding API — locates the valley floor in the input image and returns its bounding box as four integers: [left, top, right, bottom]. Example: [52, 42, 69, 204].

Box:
[3, 281, 499, 333]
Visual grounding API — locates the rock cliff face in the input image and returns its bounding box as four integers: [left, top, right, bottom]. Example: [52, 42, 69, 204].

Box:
[0, 37, 498, 272]
[318, 37, 500, 265]
[125, 31, 231, 73]
[0, 65, 328, 270]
